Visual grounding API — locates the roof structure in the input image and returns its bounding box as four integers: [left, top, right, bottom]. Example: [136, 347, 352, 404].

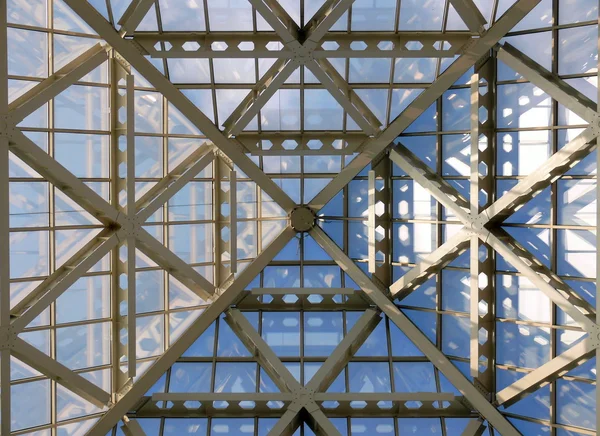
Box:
[0, 0, 599, 435]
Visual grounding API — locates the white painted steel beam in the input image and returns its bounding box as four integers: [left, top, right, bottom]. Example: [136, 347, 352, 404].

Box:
[304, 408, 343, 436]
[303, 0, 354, 48]
[121, 417, 147, 436]
[496, 43, 598, 124]
[309, 0, 541, 211]
[261, 308, 380, 435]
[305, 59, 381, 135]
[85, 227, 295, 435]
[62, 0, 297, 214]
[390, 144, 471, 223]
[153, 393, 294, 402]
[10, 228, 122, 332]
[119, 0, 155, 35]
[251, 288, 355, 295]
[248, 0, 299, 46]
[131, 31, 473, 59]
[0, 3, 9, 430]
[314, 393, 455, 402]
[135, 228, 216, 300]
[267, 409, 303, 436]
[135, 144, 214, 223]
[449, 0, 487, 33]
[461, 419, 487, 436]
[8, 129, 122, 226]
[225, 308, 301, 392]
[483, 127, 599, 224]
[12, 337, 111, 408]
[236, 132, 366, 156]
[305, 309, 381, 392]
[496, 338, 595, 407]
[309, 226, 522, 436]
[390, 228, 471, 298]
[8, 44, 109, 123]
[223, 59, 298, 136]
[368, 170, 376, 273]
[230, 171, 237, 273]
[485, 228, 596, 332]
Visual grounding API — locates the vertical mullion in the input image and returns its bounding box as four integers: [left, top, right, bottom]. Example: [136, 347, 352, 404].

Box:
[0, 0, 10, 431]
[551, 2, 560, 434]
[126, 73, 137, 377]
[596, 2, 600, 435]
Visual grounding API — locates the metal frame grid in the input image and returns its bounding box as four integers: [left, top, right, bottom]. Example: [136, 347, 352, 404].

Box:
[0, 0, 598, 435]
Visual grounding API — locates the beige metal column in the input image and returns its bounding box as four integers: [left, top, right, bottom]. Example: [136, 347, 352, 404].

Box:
[215, 153, 236, 286]
[111, 54, 136, 397]
[0, 0, 10, 432]
[469, 55, 496, 395]
[368, 153, 392, 288]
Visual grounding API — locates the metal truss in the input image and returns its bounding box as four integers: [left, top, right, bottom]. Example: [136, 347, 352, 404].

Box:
[0, 0, 598, 435]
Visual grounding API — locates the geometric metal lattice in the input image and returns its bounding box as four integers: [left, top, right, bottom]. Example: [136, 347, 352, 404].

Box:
[1, 0, 598, 435]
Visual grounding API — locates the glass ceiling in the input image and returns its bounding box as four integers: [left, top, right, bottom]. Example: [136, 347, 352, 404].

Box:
[2, 0, 599, 435]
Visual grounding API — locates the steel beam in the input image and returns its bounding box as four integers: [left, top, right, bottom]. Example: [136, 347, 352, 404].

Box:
[85, 226, 295, 435]
[62, 0, 297, 214]
[304, 408, 342, 436]
[309, 226, 522, 436]
[484, 228, 596, 331]
[314, 393, 455, 402]
[461, 419, 487, 436]
[449, 0, 487, 33]
[224, 308, 301, 392]
[367, 170, 376, 273]
[8, 44, 109, 123]
[496, 338, 595, 407]
[152, 393, 294, 402]
[119, 0, 155, 35]
[469, 58, 496, 392]
[10, 228, 121, 332]
[483, 127, 599, 225]
[230, 171, 237, 273]
[267, 409, 303, 436]
[305, 58, 381, 135]
[121, 418, 146, 436]
[248, 0, 299, 46]
[130, 32, 473, 59]
[260, 308, 380, 435]
[390, 228, 470, 298]
[223, 59, 298, 136]
[236, 132, 366, 156]
[135, 144, 214, 223]
[8, 129, 122, 226]
[135, 227, 215, 300]
[496, 43, 597, 123]
[0, 1, 9, 429]
[390, 144, 471, 223]
[238, 291, 371, 310]
[303, 0, 354, 48]
[309, 0, 541, 211]
[305, 309, 381, 392]
[131, 33, 292, 59]
[251, 288, 354, 295]
[12, 337, 111, 408]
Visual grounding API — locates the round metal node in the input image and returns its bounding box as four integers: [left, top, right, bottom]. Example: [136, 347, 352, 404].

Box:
[290, 206, 316, 232]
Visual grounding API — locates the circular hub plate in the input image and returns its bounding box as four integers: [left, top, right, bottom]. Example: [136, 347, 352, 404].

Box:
[290, 206, 316, 232]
